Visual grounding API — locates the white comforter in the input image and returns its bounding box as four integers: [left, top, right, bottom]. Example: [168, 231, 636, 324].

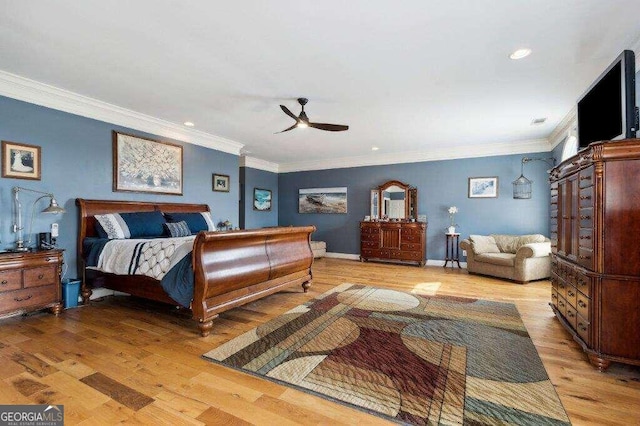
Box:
[96, 236, 196, 281]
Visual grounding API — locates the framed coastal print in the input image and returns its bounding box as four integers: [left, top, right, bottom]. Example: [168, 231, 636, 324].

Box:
[113, 131, 183, 195]
[468, 176, 498, 198]
[2, 141, 41, 180]
[299, 187, 348, 214]
[213, 174, 230, 192]
[254, 188, 272, 211]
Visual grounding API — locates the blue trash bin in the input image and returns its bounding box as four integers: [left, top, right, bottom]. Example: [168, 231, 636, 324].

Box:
[62, 278, 81, 309]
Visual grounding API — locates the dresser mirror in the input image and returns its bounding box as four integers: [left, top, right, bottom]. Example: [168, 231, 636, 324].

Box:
[372, 180, 417, 220]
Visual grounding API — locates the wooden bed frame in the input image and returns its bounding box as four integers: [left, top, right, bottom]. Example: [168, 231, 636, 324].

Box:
[76, 199, 315, 336]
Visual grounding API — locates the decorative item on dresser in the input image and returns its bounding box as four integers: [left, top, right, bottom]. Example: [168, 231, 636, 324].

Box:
[0, 250, 64, 318]
[360, 180, 426, 266]
[549, 139, 640, 371]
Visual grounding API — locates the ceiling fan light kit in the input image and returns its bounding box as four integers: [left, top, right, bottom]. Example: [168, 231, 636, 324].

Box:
[277, 98, 348, 133]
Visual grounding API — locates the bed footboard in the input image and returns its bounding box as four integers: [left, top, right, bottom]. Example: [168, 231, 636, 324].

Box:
[191, 226, 315, 336]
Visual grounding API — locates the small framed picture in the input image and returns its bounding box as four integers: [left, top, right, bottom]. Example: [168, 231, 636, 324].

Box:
[254, 188, 272, 211]
[468, 176, 498, 198]
[213, 174, 230, 192]
[2, 141, 41, 180]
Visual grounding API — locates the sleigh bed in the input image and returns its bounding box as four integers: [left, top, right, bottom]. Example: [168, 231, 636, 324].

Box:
[76, 199, 314, 336]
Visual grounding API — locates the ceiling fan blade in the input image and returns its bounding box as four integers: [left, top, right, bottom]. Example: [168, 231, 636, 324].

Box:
[275, 123, 298, 134]
[280, 105, 298, 121]
[309, 122, 349, 132]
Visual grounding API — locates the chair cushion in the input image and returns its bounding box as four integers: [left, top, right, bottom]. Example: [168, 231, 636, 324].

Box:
[95, 211, 166, 239]
[164, 212, 216, 234]
[490, 234, 546, 253]
[475, 253, 516, 267]
[469, 235, 500, 254]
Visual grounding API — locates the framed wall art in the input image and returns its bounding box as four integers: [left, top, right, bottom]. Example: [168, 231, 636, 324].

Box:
[468, 176, 498, 198]
[213, 174, 230, 192]
[1, 141, 41, 180]
[113, 131, 183, 195]
[254, 188, 272, 211]
[299, 187, 348, 214]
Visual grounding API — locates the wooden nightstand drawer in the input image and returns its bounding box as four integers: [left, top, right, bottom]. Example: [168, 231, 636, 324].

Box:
[576, 292, 590, 320]
[24, 266, 57, 288]
[0, 284, 57, 312]
[0, 270, 22, 292]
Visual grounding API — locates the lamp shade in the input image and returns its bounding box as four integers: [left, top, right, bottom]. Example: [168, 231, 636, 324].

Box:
[41, 197, 65, 214]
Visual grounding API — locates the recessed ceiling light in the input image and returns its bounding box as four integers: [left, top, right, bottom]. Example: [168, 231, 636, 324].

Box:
[531, 117, 547, 125]
[510, 48, 532, 60]
[371, 146, 379, 151]
[184, 121, 195, 127]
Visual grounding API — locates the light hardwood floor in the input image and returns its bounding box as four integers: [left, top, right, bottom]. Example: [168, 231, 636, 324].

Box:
[1, 258, 639, 425]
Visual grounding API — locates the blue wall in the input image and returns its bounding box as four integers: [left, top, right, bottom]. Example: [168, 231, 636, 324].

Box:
[239, 166, 278, 229]
[0, 95, 239, 277]
[278, 153, 552, 261]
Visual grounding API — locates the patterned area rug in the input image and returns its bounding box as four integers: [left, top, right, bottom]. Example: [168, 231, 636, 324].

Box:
[203, 284, 570, 425]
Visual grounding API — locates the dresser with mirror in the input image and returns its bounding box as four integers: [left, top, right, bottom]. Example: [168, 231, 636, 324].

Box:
[360, 180, 426, 266]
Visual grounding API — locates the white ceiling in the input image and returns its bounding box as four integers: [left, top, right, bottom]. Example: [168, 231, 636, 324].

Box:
[2, 1, 640, 171]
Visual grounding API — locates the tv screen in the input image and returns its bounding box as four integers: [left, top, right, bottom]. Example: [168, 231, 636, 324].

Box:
[577, 50, 637, 149]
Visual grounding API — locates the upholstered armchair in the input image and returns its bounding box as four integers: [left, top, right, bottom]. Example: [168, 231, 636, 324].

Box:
[460, 234, 551, 283]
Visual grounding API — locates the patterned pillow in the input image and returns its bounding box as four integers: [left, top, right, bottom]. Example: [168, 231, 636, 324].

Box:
[95, 213, 131, 239]
[164, 221, 191, 237]
[94, 211, 167, 239]
[164, 211, 216, 233]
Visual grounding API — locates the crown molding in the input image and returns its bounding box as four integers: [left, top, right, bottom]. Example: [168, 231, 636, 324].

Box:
[277, 138, 552, 173]
[548, 106, 577, 150]
[0, 70, 244, 155]
[240, 155, 279, 173]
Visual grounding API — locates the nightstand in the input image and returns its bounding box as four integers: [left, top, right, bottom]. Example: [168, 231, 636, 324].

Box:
[0, 249, 64, 318]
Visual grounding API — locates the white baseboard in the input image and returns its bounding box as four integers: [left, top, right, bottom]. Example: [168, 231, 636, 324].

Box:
[324, 252, 467, 268]
[324, 252, 361, 261]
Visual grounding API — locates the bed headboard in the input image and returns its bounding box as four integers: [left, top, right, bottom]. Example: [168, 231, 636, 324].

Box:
[75, 198, 210, 270]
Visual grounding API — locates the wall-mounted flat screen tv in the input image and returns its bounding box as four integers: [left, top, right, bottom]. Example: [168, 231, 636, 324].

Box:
[577, 50, 637, 149]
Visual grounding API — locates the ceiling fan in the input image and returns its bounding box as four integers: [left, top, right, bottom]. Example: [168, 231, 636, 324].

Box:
[277, 98, 349, 133]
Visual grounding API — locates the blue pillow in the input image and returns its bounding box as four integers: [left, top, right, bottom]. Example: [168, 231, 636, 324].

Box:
[164, 212, 215, 234]
[94, 211, 167, 239]
[163, 221, 191, 238]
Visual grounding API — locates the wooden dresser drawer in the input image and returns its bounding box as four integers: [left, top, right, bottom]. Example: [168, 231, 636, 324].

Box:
[565, 305, 578, 330]
[0, 284, 57, 312]
[579, 186, 594, 208]
[557, 296, 567, 317]
[576, 314, 591, 345]
[361, 233, 380, 243]
[575, 270, 591, 298]
[360, 225, 380, 234]
[400, 243, 422, 251]
[577, 247, 594, 270]
[401, 234, 421, 243]
[0, 270, 22, 293]
[390, 251, 422, 261]
[578, 228, 593, 249]
[361, 241, 377, 249]
[401, 227, 422, 236]
[565, 285, 578, 309]
[579, 208, 594, 228]
[557, 279, 567, 299]
[576, 292, 590, 320]
[551, 289, 558, 308]
[24, 266, 57, 288]
[579, 165, 594, 188]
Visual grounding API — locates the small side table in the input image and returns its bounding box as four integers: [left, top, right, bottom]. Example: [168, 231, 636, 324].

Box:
[444, 233, 461, 268]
